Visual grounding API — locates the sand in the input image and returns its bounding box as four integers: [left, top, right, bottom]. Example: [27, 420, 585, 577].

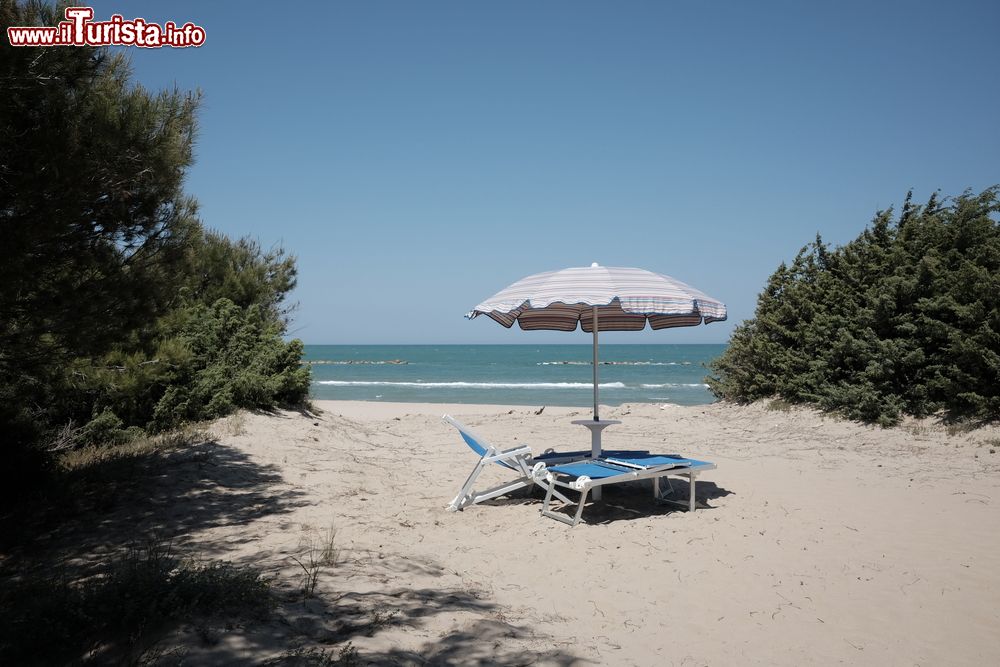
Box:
[157, 400, 1000, 664]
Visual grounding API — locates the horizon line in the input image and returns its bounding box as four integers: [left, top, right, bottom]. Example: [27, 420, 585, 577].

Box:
[296, 341, 730, 346]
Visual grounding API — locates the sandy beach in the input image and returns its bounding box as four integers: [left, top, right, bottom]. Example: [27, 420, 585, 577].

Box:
[90, 398, 994, 665]
[6, 3, 998, 663]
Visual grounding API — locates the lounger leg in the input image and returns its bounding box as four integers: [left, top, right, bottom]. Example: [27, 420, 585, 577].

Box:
[448, 458, 490, 510]
[468, 478, 532, 506]
[688, 472, 697, 512]
[541, 478, 590, 527]
[540, 478, 573, 524]
[542, 478, 555, 515]
[652, 476, 676, 503]
[571, 488, 591, 526]
[534, 478, 574, 505]
[541, 487, 590, 527]
[452, 459, 575, 512]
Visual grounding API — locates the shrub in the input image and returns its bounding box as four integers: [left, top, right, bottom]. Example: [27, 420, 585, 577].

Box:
[149, 298, 311, 430]
[709, 187, 1000, 426]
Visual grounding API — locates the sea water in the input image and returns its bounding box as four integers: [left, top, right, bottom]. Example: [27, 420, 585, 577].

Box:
[306, 344, 725, 407]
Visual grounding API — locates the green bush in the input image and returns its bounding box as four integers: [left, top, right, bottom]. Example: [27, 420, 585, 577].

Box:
[60, 297, 310, 436]
[709, 187, 1000, 426]
[0, 1, 311, 503]
[78, 409, 143, 447]
[150, 298, 311, 430]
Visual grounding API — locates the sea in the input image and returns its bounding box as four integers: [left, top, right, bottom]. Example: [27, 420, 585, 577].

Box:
[305, 344, 726, 407]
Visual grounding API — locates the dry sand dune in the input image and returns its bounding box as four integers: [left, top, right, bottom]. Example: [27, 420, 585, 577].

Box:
[143, 400, 1000, 664]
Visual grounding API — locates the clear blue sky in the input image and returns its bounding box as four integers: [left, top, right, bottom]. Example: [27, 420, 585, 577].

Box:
[92, 0, 999, 344]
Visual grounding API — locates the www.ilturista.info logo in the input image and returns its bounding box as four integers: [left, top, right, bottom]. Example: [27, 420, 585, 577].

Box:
[7, 7, 205, 48]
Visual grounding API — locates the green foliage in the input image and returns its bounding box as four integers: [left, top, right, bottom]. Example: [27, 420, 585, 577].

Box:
[0, 1, 199, 377]
[78, 408, 143, 447]
[182, 228, 299, 322]
[709, 187, 1000, 426]
[0, 1, 310, 507]
[151, 298, 311, 430]
[58, 294, 310, 437]
[0, 540, 274, 664]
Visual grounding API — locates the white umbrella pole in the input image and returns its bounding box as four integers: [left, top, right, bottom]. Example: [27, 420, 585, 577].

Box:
[592, 305, 599, 421]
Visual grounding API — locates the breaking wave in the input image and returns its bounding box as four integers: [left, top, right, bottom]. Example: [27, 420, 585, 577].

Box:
[537, 361, 689, 366]
[314, 380, 629, 389]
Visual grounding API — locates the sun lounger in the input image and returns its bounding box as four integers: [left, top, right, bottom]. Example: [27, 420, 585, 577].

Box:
[443, 414, 650, 512]
[540, 454, 717, 526]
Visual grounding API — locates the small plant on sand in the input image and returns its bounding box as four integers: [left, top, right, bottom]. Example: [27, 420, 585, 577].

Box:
[290, 522, 340, 597]
[265, 643, 359, 667]
[317, 523, 340, 566]
[290, 551, 323, 598]
[365, 608, 399, 636]
[222, 411, 248, 436]
[945, 421, 978, 437]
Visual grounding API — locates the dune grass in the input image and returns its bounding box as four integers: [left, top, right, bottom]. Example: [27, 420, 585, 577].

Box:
[0, 539, 274, 665]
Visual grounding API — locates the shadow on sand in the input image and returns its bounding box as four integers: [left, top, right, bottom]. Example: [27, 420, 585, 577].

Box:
[263, 587, 585, 666]
[2, 437, 306, 577]
[482, 478, 734, 526]
[0, 434, 585, 665]
[363, 619, 586, 666]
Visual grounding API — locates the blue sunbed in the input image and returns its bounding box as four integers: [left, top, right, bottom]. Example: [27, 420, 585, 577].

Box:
[444, 414, 650, 511]
[541, 454, 717, 526]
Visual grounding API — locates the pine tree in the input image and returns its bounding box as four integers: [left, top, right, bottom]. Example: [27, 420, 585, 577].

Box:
[1, 0, 200, 381]
[0, 2, 310, 506]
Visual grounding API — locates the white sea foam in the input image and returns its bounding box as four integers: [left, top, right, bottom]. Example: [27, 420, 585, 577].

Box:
[536, 361, 680, 366]
[640, 383, 709, 388]
[314, 380, 629, 389]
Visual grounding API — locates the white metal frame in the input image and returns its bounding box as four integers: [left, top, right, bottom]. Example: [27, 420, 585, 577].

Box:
[444, 415, 575, 511]
[540, 460, 717, 526]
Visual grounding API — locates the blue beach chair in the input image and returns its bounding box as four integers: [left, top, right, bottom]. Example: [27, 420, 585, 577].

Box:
[540, 453, 717, 526]
[443, 415, 650, 512]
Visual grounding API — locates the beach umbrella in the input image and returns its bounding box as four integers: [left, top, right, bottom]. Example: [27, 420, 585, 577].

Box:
[467, 263, 727, 425]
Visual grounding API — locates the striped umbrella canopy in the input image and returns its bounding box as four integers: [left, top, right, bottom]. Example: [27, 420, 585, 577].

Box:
[467, 263, 726, 421]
